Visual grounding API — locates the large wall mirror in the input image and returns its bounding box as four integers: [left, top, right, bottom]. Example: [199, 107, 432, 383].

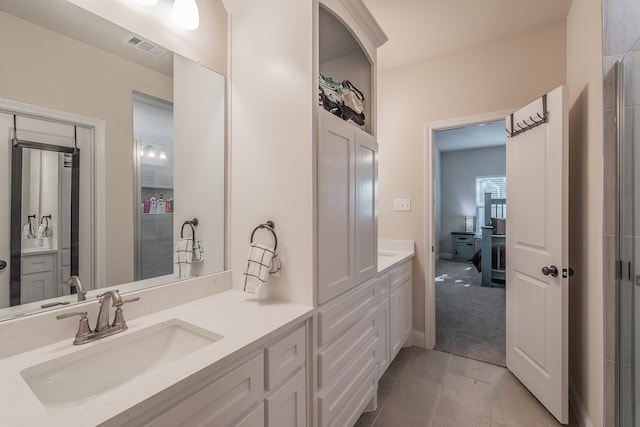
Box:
[0, 0, 225, 320]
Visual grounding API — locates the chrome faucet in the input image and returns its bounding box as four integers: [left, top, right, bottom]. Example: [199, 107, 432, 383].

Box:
[95, 290, 123, 332]
[57, 290, 140, 345]
[64, 276, 87, 302]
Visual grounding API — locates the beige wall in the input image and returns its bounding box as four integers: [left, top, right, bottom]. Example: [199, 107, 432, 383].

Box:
[67, 0, 227, 75]
[566, 0, 605, 425]
[0, 11, 173, 286]
[377, 20, 567, 336]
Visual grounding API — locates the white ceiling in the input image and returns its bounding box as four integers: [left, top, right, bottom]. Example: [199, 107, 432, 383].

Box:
[362, 0, 573, 70]
[435, 121, 506, 152]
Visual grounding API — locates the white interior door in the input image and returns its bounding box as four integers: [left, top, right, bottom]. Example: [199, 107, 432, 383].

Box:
[505, 85, 568, 423]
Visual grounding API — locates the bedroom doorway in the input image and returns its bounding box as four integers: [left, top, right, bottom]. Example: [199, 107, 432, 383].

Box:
[430, 120, 507, 366]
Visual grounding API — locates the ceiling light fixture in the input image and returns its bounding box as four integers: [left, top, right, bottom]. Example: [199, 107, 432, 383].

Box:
[172, 0, 200, 30]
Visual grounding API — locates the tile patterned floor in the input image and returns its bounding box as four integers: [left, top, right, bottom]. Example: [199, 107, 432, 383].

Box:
[356, 347, 579, 427]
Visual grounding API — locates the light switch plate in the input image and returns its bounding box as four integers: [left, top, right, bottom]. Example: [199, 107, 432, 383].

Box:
[394, 198, 411, 212]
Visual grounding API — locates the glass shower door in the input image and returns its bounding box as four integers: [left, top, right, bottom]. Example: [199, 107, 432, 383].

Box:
[619, 37, 640, 427]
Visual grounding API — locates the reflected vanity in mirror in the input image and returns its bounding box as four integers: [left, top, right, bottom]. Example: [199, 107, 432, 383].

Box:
[11, 138, 80, 306]
[0, 0, 225, 320]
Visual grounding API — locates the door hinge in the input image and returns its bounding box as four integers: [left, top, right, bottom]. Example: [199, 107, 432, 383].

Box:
[562, 267, 574, 278]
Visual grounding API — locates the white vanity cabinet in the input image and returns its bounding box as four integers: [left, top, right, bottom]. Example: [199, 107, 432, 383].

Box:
[21, 251, 57, 304]
[317, 112, 378, 305]
[317, 277, 379, 427]
[107, 323, 308, 427]
[388, 260, 413, 361]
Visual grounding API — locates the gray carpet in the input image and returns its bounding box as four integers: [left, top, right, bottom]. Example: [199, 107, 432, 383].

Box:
[434, 259, 506, 366]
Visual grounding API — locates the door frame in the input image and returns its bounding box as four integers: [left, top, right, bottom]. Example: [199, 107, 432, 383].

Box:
[423, 108, 513, 349]
[0, 97, 106, 289]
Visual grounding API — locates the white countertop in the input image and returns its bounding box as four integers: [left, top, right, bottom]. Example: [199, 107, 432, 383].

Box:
[0, 290, 313, 426]
[377, 239, 415, 273]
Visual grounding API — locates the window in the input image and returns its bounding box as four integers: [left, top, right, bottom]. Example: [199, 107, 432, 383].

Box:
[476, 175, 506, 231]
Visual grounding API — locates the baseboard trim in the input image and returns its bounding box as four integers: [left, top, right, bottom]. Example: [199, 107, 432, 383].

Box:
[411, 330, 426, 348]
[569, 375, 594, 427]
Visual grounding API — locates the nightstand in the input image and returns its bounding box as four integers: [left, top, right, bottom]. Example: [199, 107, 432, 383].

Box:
[451, 232, 475, 262]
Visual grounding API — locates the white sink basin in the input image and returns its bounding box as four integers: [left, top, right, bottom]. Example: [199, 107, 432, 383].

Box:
[21, 319, 222, 413]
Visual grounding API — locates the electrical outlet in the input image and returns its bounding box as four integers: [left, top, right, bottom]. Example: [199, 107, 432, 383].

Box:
[394, 198, 411, 212]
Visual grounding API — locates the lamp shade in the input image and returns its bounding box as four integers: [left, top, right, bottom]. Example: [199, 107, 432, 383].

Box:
[173, 0, 199, 30]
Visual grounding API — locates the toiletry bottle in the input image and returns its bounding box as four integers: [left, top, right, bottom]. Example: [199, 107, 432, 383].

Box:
[143, 198, 150, 214]
[157, 194, 166, 215]
[149, 197, 157, 214]
[166, 198, 172, 213]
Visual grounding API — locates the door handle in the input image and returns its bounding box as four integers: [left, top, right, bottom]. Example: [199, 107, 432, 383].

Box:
[0, 260, 6, 270]
[541, 265, 559, 277]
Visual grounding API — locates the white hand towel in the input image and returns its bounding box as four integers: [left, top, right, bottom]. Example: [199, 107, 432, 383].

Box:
[22, 223, 30, 240]
[192, 239, 204, 262]
[35, 224, 46, 247]
[243, 243, 275, 295]
[175, 238, 193, 279]
[270, 254, 281, 277]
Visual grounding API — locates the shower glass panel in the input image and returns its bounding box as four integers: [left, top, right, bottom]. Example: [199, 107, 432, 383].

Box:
[133, 94, 174, 281]
[619, 36, 640, 427]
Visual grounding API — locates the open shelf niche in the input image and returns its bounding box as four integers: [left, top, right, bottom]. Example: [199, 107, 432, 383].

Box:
[318, 5, 373, 135]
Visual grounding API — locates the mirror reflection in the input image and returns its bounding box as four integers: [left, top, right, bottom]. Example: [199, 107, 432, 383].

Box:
[0, 0, 225, 320]
[12, 143, 79, 305]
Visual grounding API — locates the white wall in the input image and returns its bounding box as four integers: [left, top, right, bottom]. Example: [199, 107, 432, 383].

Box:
[377, 20, 567, 334]
[438, 145, 505, 256]
[566, 0, 604, 425]
[227, 0, 315, 305]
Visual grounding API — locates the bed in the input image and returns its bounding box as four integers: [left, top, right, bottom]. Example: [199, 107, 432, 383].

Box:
[479, 192, 506, 287]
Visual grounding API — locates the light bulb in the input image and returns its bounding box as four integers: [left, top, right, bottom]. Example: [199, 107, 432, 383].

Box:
[159, 151, 167, 160]
[135, 0, 158, 5]
[173, 0, 199, 30]
[148, 150, 156, 158]
[139, 148, 145, 157]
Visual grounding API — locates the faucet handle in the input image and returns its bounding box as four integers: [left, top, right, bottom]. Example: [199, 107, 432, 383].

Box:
[97, 290, 120, 298]
[57, 311, 93, 345]
[112, 297, 140, 329]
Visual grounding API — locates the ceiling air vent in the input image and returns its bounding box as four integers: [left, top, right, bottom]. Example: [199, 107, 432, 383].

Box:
[123, 34, 167, 57]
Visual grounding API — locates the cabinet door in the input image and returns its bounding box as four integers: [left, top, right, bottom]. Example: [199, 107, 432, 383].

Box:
[318, 112, 355, 304]
[400, 279, 413, 346]
[389, 287, 403, 360]
[266, 368, 306, 427]
[377, 299, 390, 378]
[354, 132, 378, 285]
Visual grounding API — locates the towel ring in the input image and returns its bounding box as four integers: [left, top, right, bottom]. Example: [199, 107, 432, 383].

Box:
[250, 221, 278, 251]
[181, 218, 199, 241]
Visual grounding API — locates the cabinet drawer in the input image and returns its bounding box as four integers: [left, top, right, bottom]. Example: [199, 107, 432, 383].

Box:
[328, 363, 376, 427]
[236, 403, 264, 427]
[22, 253, 55, 275]
[318, 338, 377, 427]
[375, 273, 389, 301]
[452, 234, 473, 243]
[265, 325, 306, 390]
[145, 353, 264, 427]
[318, 307, 377, 388]
[389, 260, 411, 293]
[266, 368, 306, 427]
[318, 277, 377, 347]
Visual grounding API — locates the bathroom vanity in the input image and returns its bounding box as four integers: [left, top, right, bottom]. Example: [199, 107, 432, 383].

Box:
[0, 243, 411, 426]
[0, 276, 313, 426]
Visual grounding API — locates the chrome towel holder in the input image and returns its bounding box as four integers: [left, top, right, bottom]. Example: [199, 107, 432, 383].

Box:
[250, 220, 278, 251]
